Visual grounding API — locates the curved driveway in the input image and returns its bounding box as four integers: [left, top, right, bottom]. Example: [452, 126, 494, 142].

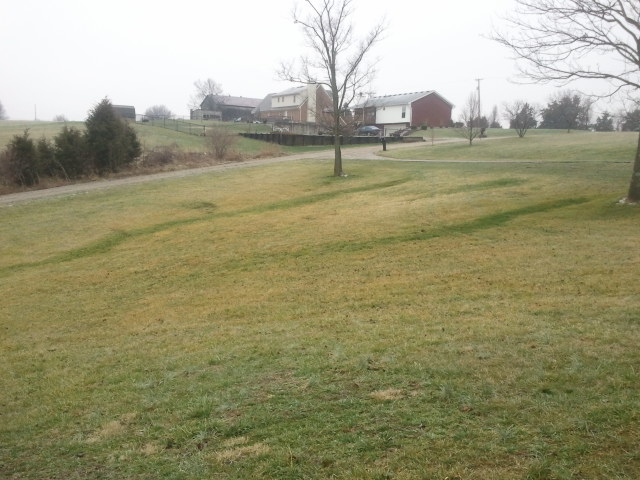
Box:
[0, 141, 442, 206]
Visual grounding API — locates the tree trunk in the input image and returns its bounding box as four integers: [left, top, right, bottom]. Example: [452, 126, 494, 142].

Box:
[332, 99, 344, 177]
[626, 131, 640, 202]
[333, 135, 343, 176]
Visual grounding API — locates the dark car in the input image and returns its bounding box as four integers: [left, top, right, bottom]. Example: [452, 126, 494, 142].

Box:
[356, 125, 381, 136]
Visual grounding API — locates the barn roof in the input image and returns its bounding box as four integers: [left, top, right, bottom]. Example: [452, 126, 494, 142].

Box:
[201, 95, 262, 110]
[112, 105, 136, 119]
[219, 95, 262, 108]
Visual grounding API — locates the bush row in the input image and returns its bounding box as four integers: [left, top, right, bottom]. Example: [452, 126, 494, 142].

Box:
[0, 99, 141, 186]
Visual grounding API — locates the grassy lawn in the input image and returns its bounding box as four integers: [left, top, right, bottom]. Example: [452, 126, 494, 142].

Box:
[408, 127, 514, 140]
[386, 130, 638, 163]
[1, 137, 639, 478]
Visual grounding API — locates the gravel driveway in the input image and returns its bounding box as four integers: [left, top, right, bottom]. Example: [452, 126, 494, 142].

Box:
[0, 143, 419, 206]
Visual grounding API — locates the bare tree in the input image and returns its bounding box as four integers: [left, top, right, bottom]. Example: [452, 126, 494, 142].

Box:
[189, 78, 223, 112]
[0, 100, 7, 120]
[280, 0, 384, 176]
[456, 93, 482, 145]
[145, 105, 173, 119]
[493, 0, 640, 201]
[503, 100, 538, 138]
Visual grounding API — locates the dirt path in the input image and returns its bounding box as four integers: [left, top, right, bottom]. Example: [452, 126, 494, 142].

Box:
[0, 142, 433, 206]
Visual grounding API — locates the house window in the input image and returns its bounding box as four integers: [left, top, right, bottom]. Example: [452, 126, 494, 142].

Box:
[401, 106, 406, 119]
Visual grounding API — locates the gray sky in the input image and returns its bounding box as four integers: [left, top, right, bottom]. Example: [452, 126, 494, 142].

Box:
[0, 0, 617, 122]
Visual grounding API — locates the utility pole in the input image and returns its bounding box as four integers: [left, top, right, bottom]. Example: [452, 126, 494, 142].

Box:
[475, 78, 482, 124]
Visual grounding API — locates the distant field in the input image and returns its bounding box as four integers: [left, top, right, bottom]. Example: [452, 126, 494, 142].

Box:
[0, 121, 86, 149]
[1, 135, 638, 479]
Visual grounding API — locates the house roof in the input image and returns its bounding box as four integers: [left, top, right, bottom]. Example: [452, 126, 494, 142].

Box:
[352, 91, 454, 109]
[201, 95, 262, 110]
[275, 86, 309, 96]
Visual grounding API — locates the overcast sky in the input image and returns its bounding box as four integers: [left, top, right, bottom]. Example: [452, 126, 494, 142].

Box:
[0, 0, 618, 122]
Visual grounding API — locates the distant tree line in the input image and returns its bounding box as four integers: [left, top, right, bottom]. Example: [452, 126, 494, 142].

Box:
[497, 91, 640, 138]
[620, 109, 640, 132]
[0, 99, 141, 186]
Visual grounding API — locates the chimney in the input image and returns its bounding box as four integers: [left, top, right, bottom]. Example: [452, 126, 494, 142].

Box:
[307, 83, 317, 123]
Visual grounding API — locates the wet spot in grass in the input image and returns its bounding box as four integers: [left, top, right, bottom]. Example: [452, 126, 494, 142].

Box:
[181, 200, 216, 211]
[445, 177, 528, 194]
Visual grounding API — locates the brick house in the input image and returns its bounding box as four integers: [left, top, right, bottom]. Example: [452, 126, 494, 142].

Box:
[253, 84, 333, 126]
[352, 91, 453, 135]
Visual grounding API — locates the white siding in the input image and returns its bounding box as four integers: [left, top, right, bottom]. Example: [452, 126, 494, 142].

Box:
[375, 104, 409, 124]
[271, 94, 302, 108]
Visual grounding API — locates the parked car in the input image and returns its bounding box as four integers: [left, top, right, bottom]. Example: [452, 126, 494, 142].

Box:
[357, 125, 380, 136]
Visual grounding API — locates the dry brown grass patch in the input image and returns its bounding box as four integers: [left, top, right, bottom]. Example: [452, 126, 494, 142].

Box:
[212, 438, 271, 463]
[86, 413, 136, 444]
[369, 388, 405, 401]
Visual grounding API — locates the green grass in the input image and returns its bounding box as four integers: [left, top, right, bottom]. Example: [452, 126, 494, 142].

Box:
[1, 136, 639, 479]
[409, 126, 514, 139]
[407, 127, 609, 141]
[386, 130, 638, 162]
[0, 120, 86, 148]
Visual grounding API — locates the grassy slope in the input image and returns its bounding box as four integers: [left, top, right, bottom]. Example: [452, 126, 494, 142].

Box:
[0, 136, 639, 479]
[0, 120, 326, 158]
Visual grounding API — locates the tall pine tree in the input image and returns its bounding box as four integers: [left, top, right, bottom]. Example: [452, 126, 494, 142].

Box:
[85, 98, 141, 173]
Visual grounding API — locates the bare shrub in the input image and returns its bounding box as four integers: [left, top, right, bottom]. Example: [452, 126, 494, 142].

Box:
[142, 144, 180, 167]
[207, 127, 237, 160]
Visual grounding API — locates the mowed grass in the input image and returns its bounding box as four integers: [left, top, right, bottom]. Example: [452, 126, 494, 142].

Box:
[386, 130, 638, 163]
[1, 141, 639, 479]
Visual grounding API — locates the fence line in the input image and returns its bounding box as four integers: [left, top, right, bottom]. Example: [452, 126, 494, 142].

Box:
[139, 116, 206, 136]
[240, 132, 423, 147]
